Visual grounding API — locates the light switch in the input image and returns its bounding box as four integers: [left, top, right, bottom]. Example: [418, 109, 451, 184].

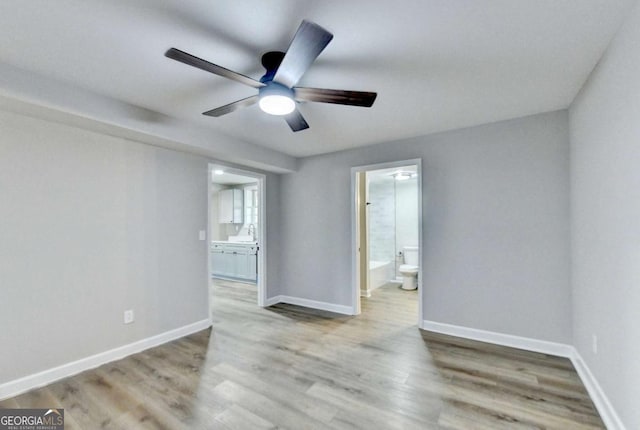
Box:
[199, 230, 206, 241]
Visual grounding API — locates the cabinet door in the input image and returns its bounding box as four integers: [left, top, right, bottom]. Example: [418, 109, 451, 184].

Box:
[218, 189, 233, 223]
[218, 189, 244, 224]
[211, 249, 224, 276]
[232, 189, 244, 223]
[213, 246, 234, 277]
[222, 250, 236, 277]
[247, 250, 257, 281]
[232, 248, 249, 279]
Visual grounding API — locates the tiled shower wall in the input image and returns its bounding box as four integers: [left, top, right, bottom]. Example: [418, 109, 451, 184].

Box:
[368, 177, 395, 263]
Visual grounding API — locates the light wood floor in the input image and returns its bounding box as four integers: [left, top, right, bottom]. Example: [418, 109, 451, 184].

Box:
[0, 280, 604, 429]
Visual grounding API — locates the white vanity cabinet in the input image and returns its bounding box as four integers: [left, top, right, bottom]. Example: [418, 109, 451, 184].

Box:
[211, 242, 258, 282]
[218, 189, 243, 224]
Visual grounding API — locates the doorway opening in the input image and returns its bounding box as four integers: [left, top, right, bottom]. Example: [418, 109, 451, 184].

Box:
[207, 163, 267, 322]
[351, 159, 423, 326]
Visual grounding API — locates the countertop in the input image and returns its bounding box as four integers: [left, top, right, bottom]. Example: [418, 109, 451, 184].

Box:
[211, 240, 258, 245]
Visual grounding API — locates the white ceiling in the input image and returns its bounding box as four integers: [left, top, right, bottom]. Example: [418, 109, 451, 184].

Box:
[210, 167, 257, 185]
[0, 0, 635, 158]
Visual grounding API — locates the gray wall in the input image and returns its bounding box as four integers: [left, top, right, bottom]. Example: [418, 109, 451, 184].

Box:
[279, 110, 571, 343]
[569, 2, 640, 428]
[264, 172, 281, 297]
[0, 109, 204, 383]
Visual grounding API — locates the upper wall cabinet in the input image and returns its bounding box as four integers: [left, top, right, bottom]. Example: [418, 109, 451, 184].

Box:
[218, 189, 243, 224]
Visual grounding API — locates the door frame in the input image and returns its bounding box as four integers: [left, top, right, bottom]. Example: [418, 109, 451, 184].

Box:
[207, 163, 267, 323]
[350, 158, 423, 327]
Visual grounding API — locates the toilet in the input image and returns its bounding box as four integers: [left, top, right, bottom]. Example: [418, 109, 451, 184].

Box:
[399, 246, 419, 290]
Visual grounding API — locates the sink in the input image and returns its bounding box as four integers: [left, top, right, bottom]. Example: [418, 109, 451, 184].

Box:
[228, 235, 256, 243]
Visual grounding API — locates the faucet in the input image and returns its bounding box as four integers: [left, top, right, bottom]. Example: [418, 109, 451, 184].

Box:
[248, 224, 256, 240]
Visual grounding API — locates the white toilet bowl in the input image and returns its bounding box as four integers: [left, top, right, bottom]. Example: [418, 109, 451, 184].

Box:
[399, 246, 419, 290]
[398, 264, 418, 290]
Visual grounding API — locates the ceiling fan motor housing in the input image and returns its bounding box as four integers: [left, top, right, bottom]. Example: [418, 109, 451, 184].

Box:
[260, 51, 286, 83]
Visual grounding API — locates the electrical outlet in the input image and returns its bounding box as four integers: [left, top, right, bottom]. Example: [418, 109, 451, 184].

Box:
[592, 334, 598, 354]
[199, 230, 206, 241]
[124, 309, 134, 324]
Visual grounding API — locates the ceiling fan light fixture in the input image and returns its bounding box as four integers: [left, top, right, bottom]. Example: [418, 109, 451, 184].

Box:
[258, 83, 295, 116]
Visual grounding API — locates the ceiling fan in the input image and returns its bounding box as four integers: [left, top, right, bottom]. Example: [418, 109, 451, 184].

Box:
[165, 20, 377, 132]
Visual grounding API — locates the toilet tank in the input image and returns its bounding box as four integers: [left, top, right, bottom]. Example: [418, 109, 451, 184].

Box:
[403, 246, 419, 266]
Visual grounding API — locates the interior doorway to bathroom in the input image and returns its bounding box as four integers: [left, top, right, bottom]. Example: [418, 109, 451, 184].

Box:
[207, 163, 267, 322]
[351, 159, 423, 326]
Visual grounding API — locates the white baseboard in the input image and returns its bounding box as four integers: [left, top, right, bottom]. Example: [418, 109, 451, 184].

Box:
[264, 296, 281, 307]
[422, 319, 626, 430]
[570, 349, 626, 430]
[421, 319, 573, 357]
[0, 318, 211, 401]
[360, 289, 371, 298]
[267, 295, 355, 315]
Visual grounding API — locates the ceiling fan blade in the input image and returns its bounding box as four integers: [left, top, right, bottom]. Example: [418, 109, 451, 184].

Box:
[273, 20, 333, 88]
[202, 95, 259, 117]
[284, 109, 310, 132]
[165, 48, 264, 89]
[294, 87, 377, 107]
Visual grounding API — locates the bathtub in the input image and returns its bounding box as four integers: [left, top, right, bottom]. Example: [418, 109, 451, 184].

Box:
[367, 260, 393, 294]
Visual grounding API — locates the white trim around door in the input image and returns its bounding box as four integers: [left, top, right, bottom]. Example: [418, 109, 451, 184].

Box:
[350, 158, 424, 326]
[207, 163, 267, 323]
